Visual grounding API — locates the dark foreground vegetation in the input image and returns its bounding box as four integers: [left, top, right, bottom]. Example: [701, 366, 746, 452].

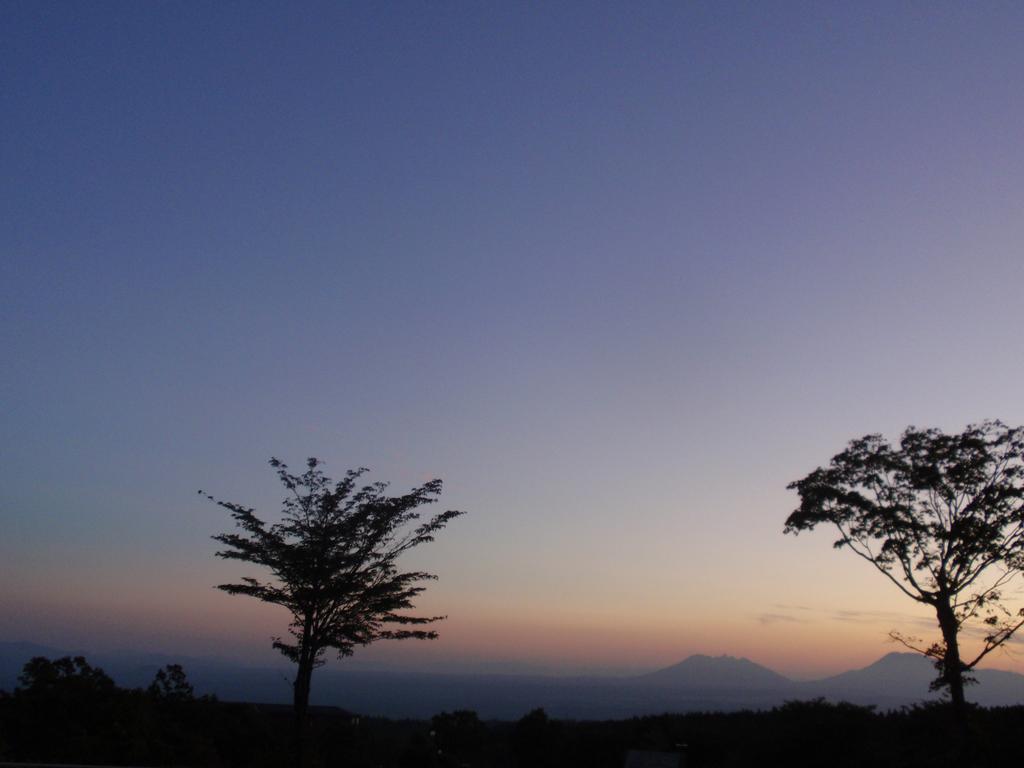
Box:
[2, 657, 1023, 767]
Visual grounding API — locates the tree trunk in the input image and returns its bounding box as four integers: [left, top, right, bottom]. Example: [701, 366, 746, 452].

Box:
[293, 649, 315, 768]
[934, 599, 970, 754]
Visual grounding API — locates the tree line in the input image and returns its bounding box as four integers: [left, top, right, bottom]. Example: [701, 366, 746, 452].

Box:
[3, 658, 1022, 767]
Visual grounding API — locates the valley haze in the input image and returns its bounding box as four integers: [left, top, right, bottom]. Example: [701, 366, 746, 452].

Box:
[3, 641, 1022, 720]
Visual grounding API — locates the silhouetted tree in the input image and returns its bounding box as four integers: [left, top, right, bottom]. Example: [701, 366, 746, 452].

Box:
[205, 457, 463, 765]
[431, 710, 488, 766]
[9, 656, 130, 763]
[513, 708, 562, 768]
[786, 420, 1024, 731]
[148, 664, 195, 701]
[17, 656, 115, 697]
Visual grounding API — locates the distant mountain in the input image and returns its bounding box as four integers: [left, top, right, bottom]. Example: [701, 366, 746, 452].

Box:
[806, 652, 937, 696]
[797, 652, 1024, 708]
[639, 654, 793, 691]
[3, 641, 1023, 719]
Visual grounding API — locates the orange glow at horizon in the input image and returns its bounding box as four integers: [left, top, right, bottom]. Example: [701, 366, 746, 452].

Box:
[9, 586, 1021, 681]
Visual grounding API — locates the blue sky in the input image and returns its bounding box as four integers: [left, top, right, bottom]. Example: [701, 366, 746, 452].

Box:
[3, 1, 1024, 677]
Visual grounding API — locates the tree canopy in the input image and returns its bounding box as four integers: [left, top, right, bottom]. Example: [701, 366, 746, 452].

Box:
[208, 458, 463, 662]
[205, 457, 463, 762]
[785, 420, 1024, 720]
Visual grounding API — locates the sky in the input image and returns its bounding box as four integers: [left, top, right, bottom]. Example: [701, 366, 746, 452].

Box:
[3, 1, 1024, 681]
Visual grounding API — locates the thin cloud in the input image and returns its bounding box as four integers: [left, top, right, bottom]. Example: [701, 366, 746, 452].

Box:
[831, 609, 935, 631]
[772, 603, 814, 612]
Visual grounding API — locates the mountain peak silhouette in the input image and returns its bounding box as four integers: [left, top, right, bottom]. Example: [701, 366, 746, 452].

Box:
[640, 654, 792, 689]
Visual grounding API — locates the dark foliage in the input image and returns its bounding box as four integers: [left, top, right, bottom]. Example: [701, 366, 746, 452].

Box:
[431, 709, 491, 766]
[206, 459, 464, 665]
[786, 420, 1024, 727]
[3, 656, 1023, 767]
[148, 662, 196, 701]
[0, 656, 282, 766]
[204, 456, 463, 761]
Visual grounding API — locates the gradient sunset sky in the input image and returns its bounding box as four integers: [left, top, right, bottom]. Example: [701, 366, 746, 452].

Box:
[3, 1, 1024, 680]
